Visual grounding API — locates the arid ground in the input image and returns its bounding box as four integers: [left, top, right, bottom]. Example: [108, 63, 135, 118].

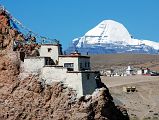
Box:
[91, 54, 159, 72]
[91, 54, 159, 120]
[102, 76, 159, 120]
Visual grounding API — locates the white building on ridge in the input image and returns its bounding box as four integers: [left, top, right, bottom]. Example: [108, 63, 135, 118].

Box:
[22, 43, 100, 97]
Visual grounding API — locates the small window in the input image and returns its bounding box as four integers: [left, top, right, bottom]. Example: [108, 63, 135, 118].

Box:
[64, 63, 74, 71]
[85, 62, 87, 67]
[88, 62, 90, 68]
[48, 48, 52, 52]
[67, 68, 74, 71]
[87, 74, 90, 80]
[45, 58, 51, 65]
[64, 63, 74, 68]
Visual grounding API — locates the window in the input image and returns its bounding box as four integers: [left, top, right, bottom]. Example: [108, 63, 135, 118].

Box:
[64, 63, 74, 68]
[45, 58, 50, 65]
[87, 74, 90, 80]
[48, 48, 52, 52]
[88, 62, 90, 68]
[67, 68, 73, 71]
[85, 62, 87, 68]
[64, 63, 74, 71]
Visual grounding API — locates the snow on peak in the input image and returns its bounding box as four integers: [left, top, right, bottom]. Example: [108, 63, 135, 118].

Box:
[85, 20, 131, 42]
[74, 20, 133, 47]
[72, 20, 159, 50]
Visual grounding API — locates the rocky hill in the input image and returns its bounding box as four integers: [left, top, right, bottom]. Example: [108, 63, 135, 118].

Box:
[0, 7, 129, 120]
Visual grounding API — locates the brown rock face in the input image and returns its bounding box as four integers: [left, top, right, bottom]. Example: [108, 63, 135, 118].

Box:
[0, 8, 129, 120]
[0, 9, 40, 58]
[0, 77, 129, 120]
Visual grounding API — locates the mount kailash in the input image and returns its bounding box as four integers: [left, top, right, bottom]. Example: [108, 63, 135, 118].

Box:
[66, 20, 159, 54]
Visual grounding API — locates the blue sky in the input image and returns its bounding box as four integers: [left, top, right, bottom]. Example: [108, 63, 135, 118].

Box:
[1, 0, 159, 49]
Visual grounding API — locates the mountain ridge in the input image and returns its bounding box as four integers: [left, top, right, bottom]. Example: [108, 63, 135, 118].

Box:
[66, 20, 159, 54]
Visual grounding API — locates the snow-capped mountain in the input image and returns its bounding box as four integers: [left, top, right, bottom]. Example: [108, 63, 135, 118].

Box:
[66, 20, 159, 54]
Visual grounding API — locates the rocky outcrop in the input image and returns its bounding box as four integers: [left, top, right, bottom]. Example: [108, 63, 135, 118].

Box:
[0, 77, 129, 120]
[0, 9, 40, 58]
[0, 8, 129, 120]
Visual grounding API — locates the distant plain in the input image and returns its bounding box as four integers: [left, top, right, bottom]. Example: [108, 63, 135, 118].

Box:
[91, 54, 159, 72]
[91, 54, 159, 120]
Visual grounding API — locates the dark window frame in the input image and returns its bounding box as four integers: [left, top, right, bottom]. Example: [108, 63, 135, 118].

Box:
[48, 48, 52, 52]
[64, 63, 74, 68]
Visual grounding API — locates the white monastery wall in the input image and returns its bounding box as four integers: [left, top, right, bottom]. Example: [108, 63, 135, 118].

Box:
[39, 45, 60, 63]
[41, 67, 83, 97]
[22, 44, 98, 97]
[58, 57, 79, 71]
[65, 72, 83, 97]
[41, 66, 67, 83]
[23, 57, 45, 73]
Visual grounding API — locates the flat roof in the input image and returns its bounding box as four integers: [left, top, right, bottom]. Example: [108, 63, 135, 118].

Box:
[59, 55, 90, 58]
[44, 65, 63, 67]
[67, 71, 99, 73]
[25, 56, 51, 59]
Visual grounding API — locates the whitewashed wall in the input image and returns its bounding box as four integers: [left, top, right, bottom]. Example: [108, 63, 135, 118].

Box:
[41, 67, 68, 83]
[58, 57, 79, 71]
[144, 69, 148, 74]
[23, 57, 45, 73]
[39, 45, 60, 63]
[41, 67, 98, 97]
[65, 72, 83, 97]
[126, 70, 132, 75]
[58, 57, 90, 71]
[137, 69, 148, 75]
[137, 70, 142, 75]
[41, 67, 83, 97]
